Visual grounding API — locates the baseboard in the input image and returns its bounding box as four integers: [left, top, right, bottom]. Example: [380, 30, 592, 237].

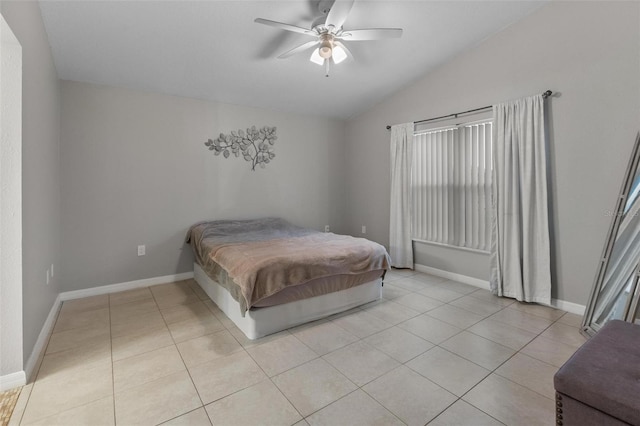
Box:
[550, 299, 586, 316]
[25, 271, 194, 382]
[0, 371, 26, 392]
[414, 263, 490, 290]
[413, 263, 586, 315]
[59, 272, 194, 301]
[24, 294, 61, 382]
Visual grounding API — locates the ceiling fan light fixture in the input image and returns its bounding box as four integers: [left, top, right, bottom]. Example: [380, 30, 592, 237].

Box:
[255, 0, 404, 75]
[319, 39, 332, 59]
[332, 44, 347, 64]
[310, 48, 324, 65]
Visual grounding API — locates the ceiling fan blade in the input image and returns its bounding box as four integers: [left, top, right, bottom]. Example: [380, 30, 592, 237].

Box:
[340, 28, 403, 41]
[254, 18, 315, 36]
[325, 0, 355, 29]
[278, 40, 319, 59]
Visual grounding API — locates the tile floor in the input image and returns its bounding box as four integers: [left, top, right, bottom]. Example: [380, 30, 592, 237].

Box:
[9, 269, 587, 426]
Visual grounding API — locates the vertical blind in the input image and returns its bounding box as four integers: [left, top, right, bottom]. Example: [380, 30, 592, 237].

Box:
[411, 120, 493, 252]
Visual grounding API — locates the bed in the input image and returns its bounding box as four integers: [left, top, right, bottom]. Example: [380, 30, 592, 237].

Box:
[186, 218, 390, 339]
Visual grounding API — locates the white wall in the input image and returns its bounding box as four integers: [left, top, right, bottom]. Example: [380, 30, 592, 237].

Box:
[0, 1, 62, 370]
[60, 81, 346, 291]
[345, 1, 640, 305]
[0, 13, 23, 388]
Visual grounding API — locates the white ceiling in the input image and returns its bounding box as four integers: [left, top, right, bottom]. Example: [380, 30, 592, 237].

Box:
[39, 0, 544, 119]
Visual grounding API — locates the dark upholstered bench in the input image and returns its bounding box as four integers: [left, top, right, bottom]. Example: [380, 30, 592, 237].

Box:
[554, 320, 640, 426]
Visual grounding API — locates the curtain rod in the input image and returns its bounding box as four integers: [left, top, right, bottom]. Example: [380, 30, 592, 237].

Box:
[385, 90, 553, 130]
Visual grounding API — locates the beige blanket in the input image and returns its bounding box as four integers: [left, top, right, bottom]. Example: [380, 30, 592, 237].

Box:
[186, 218, 390, 313]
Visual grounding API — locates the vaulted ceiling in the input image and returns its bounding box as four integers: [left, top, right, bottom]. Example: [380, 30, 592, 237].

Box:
[39, 1, 544, 119]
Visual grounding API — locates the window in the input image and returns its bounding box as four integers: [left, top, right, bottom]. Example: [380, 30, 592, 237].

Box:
[411, 119, 493, 252]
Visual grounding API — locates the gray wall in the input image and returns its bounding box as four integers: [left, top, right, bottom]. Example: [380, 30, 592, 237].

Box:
[0, 1, 62, 365]
[60, 81, 346, 291]
[344, 1, 640, 305]
[1, 12, 23, 381]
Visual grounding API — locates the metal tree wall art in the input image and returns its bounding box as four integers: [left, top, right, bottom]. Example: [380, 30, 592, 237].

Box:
[205, 126, 277, 171]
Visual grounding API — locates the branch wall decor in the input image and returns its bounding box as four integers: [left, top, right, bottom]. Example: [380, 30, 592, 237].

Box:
[205, 126, 277, 171]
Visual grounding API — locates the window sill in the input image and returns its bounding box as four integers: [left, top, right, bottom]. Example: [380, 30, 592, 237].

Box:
[412, 238, 490, 255]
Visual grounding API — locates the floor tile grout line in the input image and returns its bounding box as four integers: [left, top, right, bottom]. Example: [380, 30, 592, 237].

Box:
[157, 406, 207, 426]
[20, 298, 111, 425]
[446, 357, 533, 421]
[422, 399, 466, 426]
[413, 343, 492, 375]
[265, 377, 305, 423]
[201, 298, 311, 420]
[421, 309, 490, 330]
[461, 349, 556, 403]
[228, 337, 307, 420]
[436, 308, 544, 372]
[16, 387, 111, 425]
[462, 326, 537, 352]
[10, 385, 30, 426]
[299, 346, 454, 425]
[49, 306, 110, 336]
[147, 283, 210, 419]
[297, 357, 362, 415]
[154, 280, 233, 425]
[492, 368, 556, 402]
[114, 282, 212, 424]
[355, 381, 411, 425]
[424, 397, 507, 426]
[17, 298, 66, 425]
[245, 318, 366, 422]
[505, 304, 567, 322]
[389, 284, 573, 413]
[15, 377, 34, 424]
[299, 388, 364, 423]
[110, 331, 174, 364]
[303, 387, 408, 425]
[325, 310, 394, 339]
[286, 315, 449, 424]
[445, 311, 561, 415]
[396, 318, 467, 349]
[439, 293, 560, 333]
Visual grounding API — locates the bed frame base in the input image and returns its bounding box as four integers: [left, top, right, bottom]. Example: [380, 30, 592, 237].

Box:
[193, 263, 382, 340]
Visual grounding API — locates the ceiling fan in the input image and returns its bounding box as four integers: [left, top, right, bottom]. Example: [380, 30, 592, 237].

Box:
[255, 0, 403, 76]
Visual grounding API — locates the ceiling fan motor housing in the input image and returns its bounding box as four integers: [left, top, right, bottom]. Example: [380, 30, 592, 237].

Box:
[318, 0, 335, 16]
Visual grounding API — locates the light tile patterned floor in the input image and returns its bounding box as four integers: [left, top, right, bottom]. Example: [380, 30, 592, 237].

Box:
[10, 270, 588, 426]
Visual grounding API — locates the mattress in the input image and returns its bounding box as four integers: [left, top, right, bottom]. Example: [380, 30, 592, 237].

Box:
[253, 269, 385, 307]
[186, 218, 391, 313]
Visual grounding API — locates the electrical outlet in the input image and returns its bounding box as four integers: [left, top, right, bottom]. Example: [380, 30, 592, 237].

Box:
[362, 225, 366, 234]
[51, 263, 54, 277]
[46, 269, 50, 285]
[138, 245, 146, 256]
[324, 225, 330, 233]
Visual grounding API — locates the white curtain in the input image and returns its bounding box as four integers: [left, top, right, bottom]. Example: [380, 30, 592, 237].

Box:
[490, 95, 552, 304]
[389, 123, 414, 268]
